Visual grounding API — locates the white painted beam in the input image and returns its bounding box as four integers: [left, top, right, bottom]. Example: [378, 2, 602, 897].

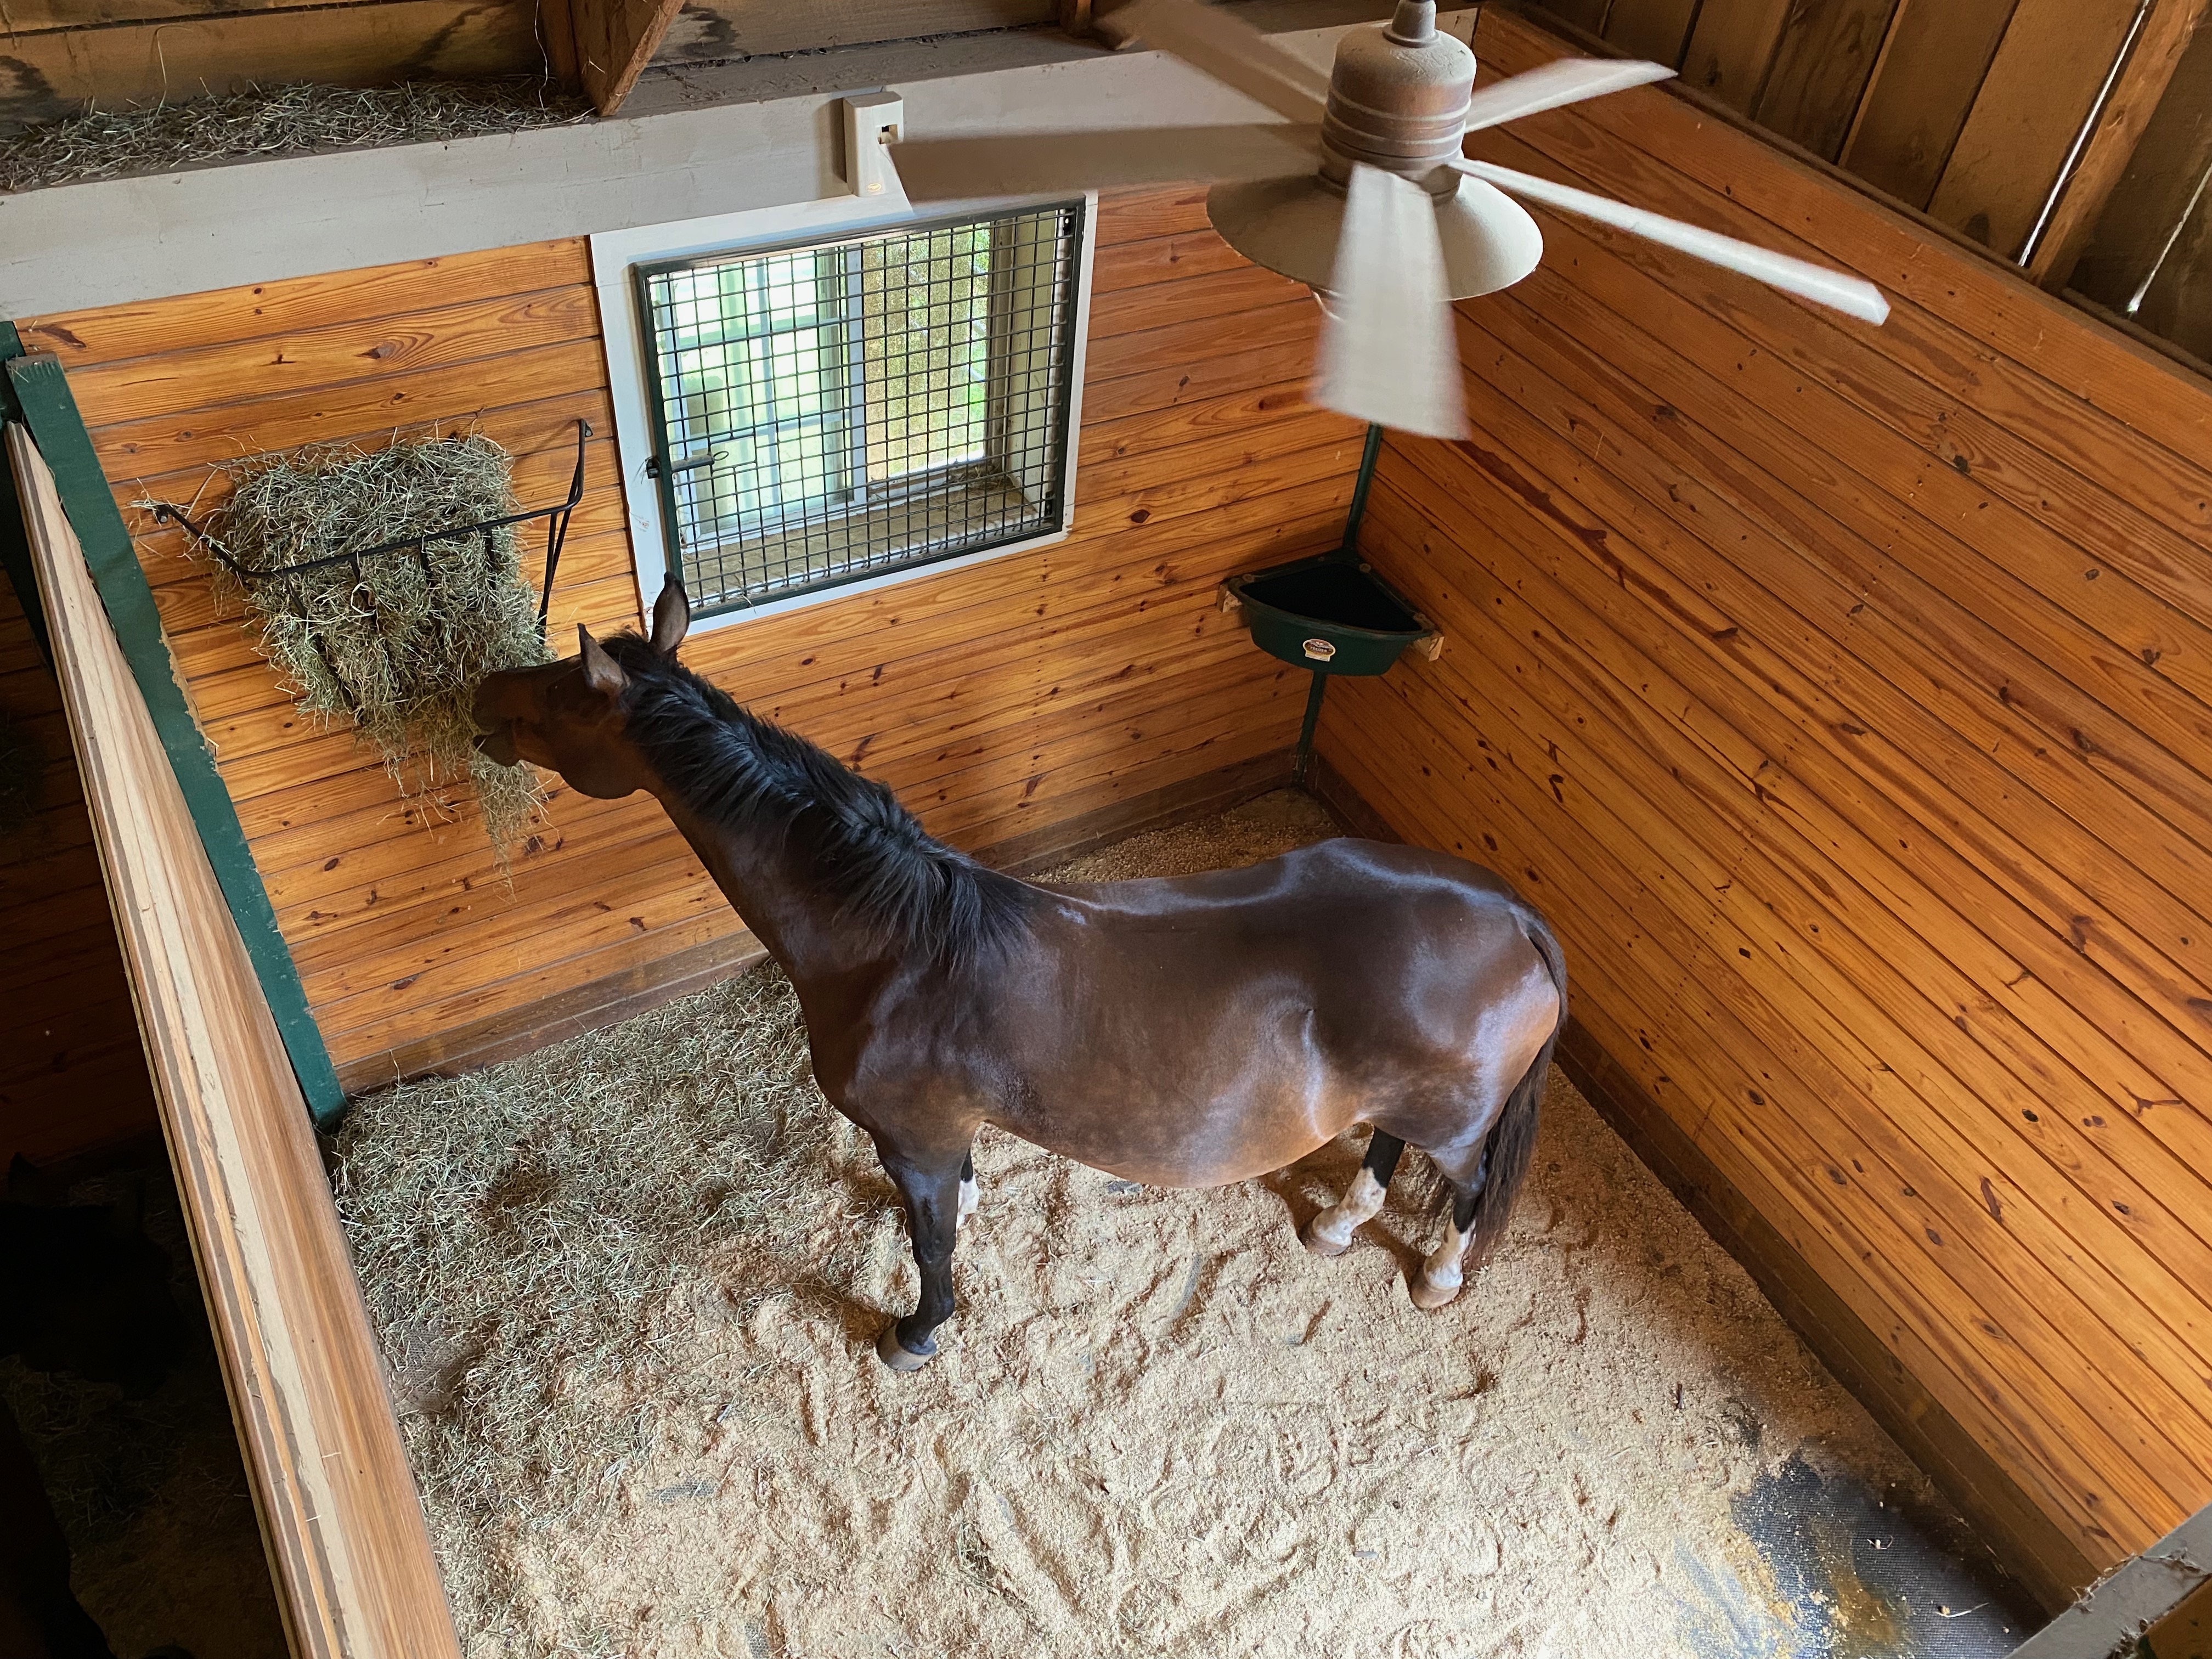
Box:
[0, 3, 1452, 319]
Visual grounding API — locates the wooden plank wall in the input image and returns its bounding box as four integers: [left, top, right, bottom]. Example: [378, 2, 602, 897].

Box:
[0, 569, 159, 1167]
[12, 187, 1356, 1090]
[1321, 5, 2212, 1598]
[2070, 17, 2212, 363]
[10, 416, 460, 1659]
[0, 1, 548, 136]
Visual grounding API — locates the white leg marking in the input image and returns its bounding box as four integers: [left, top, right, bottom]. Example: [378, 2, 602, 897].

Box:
[956, 1174, 979, 1231]
[1412, 1219, 1470, 1309]
[1308, 1167, 1387, 1254]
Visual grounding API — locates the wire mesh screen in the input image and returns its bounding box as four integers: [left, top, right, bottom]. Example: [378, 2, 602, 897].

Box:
[637, 201, 1086, 614]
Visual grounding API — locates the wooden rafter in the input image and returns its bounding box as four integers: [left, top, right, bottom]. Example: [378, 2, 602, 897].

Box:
[571, 0, 689, 115]
[1834, 0, 2019, 211]
[536, 0, 583, 88]
[1677, 0, 1794, 116]
[2026, 0, 2212, 287]
[1059, 0, 1142, 42]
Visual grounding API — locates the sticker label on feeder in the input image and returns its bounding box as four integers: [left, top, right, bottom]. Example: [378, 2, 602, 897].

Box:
[1302, 638, 1337, 662]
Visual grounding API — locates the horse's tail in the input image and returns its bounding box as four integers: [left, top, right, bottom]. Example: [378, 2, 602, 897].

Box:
[1465, 904, 1567, 1266]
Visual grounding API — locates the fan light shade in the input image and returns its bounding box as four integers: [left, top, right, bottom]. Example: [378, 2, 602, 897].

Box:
[1207, 172, 1545, 301]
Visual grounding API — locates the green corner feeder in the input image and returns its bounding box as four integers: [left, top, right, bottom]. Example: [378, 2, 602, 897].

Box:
[1221, 426, 1440, 781]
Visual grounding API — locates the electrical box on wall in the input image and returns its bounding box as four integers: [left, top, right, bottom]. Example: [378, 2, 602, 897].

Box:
[842, 93, 905, 200]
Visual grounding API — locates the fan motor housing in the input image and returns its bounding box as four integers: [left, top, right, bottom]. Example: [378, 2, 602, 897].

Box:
[1205, 1, 1540, 302]
[1318, 2, 1476, 194]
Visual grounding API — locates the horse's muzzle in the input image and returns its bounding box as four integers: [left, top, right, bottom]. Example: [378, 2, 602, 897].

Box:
[471, 676, 522, 765]
[473, 723, 520, 766]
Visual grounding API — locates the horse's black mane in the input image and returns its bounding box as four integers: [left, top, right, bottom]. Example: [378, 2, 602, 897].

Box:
[603, 634, 1037, 967]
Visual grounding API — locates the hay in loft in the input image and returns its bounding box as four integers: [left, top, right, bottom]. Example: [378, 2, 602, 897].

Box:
[196, 433, 550, 859]
[0, 78, 590, 196]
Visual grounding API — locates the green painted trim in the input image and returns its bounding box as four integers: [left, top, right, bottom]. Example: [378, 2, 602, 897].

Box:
[0, 324, 53, 668]
[4, 349, 346, 1126]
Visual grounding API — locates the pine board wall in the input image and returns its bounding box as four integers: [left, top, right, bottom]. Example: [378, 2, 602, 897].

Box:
[14, 185, 1360, 1091]
[1317, 6, 2212, 1602]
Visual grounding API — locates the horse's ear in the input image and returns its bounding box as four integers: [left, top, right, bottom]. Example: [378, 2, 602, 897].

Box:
[650, 580, 690, 659]
[577, 625, 627, 699]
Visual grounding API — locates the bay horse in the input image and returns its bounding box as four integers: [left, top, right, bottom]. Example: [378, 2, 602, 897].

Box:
[472, 582, 1566, 1370]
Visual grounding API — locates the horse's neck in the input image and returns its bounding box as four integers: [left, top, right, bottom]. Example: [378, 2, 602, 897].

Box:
[656, 793, 878, 985]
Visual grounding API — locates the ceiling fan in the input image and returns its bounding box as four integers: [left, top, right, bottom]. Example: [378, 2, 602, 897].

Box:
[887, 0, 1890, 439]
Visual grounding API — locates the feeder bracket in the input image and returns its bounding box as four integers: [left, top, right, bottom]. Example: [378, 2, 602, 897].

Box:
[145, 419, 591, 637]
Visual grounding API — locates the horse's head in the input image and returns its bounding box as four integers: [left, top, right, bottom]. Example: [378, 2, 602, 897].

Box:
[1, 1159, 187, 1398]
[472, 580, 692, 800]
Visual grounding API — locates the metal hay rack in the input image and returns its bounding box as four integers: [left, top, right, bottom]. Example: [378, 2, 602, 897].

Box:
[145, 419, 590, 637]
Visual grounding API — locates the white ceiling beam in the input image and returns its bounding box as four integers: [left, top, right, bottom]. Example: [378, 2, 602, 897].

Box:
[0, 3, 1438, 319]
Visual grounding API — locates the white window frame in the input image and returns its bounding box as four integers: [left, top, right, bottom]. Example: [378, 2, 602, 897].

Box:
[595, 188, 1098, 636]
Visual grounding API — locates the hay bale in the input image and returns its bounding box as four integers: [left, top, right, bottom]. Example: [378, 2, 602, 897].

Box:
[193, 433, 549, 858]
[0, 79, 590, 195]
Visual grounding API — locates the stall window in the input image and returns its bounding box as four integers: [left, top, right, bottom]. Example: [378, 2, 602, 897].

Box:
[631, 200, 1086, 619]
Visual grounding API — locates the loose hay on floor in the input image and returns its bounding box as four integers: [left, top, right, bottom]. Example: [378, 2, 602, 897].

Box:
[334, 792, 1946, 1658]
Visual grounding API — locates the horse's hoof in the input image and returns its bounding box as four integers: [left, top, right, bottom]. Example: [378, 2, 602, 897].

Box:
[1408, 1273, 1462, 1311]
[1301, 1215, 1354, 1258]
[876, 1325, 936, 1370]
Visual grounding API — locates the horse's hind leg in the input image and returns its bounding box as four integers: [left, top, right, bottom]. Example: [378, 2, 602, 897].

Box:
[1301, 1131, 1406, 1257]
[1412, 1182, 1481, 1310]
[874, 1144, 967, 1371]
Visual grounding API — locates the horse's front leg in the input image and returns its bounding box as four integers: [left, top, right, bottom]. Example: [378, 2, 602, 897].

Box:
[872, 1141, 969, 1372]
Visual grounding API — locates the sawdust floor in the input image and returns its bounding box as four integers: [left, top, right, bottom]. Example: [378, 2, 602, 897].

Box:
[336, 791, 2036, 1659]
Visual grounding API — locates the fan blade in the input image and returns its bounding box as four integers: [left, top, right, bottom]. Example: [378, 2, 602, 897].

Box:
[1461, 58, 1676, 134]
[1313, 164, 1468, 440]
[1455, 159, 1891, 324]
[1118, 0, 1331, 125]
[888, 125, 1322, 201]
